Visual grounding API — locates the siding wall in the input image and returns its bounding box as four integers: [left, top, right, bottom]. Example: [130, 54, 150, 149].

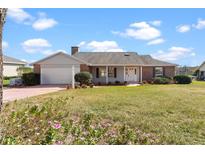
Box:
[199, 63, 205, 71]
[3, 63, 24, 77]
[108, 66, 124, 83]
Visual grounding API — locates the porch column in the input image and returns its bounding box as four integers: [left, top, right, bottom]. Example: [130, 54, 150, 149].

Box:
[140, 66, 143, 83]
[106, 66, 108, 84]
[72, 65, 75, 89]
[124, 66, 126, 81]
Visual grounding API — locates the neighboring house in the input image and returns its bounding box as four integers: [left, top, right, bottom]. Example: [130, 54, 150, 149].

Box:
[176, 66, 198, 76]
[3, 55, 27, 77]
[32, 46, 176, 85]
[196, 61, 205, 80]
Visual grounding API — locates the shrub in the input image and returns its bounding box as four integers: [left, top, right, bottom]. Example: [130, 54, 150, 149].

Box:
[17, 67, 33, 76]
[75, 85, 81, 89]
[81, 84, 87, 88]
[22, 73, 40, 86]
[153, 77, 171, 84]
[173, 75, 192, 84]
[74, 72, 92, 85]
[115, 81, 121, 85]
[89, 83, 95, 88]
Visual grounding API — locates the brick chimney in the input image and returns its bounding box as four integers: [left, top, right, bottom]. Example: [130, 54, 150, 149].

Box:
[71, 46, 79, 55]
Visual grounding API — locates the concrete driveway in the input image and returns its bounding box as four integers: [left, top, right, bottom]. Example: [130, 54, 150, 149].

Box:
[3, 85, 66, 102]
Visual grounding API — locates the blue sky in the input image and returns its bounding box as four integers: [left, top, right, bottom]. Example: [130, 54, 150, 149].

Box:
[3, 8, 205, 66]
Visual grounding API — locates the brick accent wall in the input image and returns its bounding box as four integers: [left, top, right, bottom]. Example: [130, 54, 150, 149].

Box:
[80, 64, 91, 72]
[142, 66, 154, 81]
[33, 64, 40, 74]
[142, 66, 176, 81]
[164, 66, 176, 78]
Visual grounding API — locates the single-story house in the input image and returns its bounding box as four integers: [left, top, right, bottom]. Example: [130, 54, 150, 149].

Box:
[32, 46, 176, 86]
[196, 61, 205, 80]
[3, 55, 27, 77]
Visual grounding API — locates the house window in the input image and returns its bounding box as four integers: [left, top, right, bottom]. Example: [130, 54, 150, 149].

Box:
[108, 67, 117, 78]
[99, 67, 106, 77]
[114, 68, 117, 78]
[155, 67, 164, 77]
[96, 68, 99, 78]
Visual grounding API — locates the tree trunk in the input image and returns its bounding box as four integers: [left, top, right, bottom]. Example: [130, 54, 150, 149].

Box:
[0, 12, 3, 111]
[0, 9, 7, 111]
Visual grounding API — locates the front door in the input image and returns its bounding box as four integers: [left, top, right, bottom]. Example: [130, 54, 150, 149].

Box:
[125, 67, 138, 82]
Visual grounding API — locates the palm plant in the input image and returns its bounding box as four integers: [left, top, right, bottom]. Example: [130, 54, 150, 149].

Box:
[0, 8, 7, 111]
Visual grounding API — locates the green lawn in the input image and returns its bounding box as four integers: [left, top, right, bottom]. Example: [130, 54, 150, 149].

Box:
[1, 81, 205, 144]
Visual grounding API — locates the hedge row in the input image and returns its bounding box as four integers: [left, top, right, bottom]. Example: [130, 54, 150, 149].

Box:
[22, 73, 40, 86]
[152, 75, 192, 84]
[173, 75, 192, 84]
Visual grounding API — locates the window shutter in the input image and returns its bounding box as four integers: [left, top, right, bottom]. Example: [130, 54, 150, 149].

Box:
[163, 67, 165, 77]
[114, 68, 117, 78]
[153, 67, 155, 78]
[96, 68, 99, 78]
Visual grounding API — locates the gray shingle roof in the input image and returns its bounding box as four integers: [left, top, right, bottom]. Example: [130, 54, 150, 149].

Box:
[73, 52, 176, 66]
[3, 55, 27, 64]
[140, 55, 177, 66]
[73, 52, 144, 65]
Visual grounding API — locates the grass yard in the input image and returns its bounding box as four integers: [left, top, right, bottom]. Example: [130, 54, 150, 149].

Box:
[1, 81, 205, 144]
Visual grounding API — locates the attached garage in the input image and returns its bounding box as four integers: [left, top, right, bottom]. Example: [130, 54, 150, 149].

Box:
[32, 52, 84, 86]
[41, 64, 80, 84]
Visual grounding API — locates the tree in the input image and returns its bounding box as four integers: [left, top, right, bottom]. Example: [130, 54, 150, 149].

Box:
[0, 8, 7, 111]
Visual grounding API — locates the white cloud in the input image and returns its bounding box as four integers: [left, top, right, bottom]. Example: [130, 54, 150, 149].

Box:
[78, 41, 86, 47]
[79, 40, 125, 52]
[150, 20, 162, 26]
[130, 21, 150, 28]
[147, 38, 165, 45]
[176, 25, 191, 33]
[21, 59, 28, 62]
[193, 18, 205, 29]
[152, 46, 195, 61]
[22, 38, 52, 53]
[7, 8, 34, 24]
[8, 9, 57, 30]
[32, 12, 58, 31]
[2, 41, 9, 50]
[112, 21, 161, 40]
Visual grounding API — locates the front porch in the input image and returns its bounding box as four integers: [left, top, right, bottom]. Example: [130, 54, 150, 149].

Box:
[90, 66, 143, 84]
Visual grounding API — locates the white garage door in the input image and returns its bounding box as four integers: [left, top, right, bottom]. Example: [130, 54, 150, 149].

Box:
[41, 65, 79, 84]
